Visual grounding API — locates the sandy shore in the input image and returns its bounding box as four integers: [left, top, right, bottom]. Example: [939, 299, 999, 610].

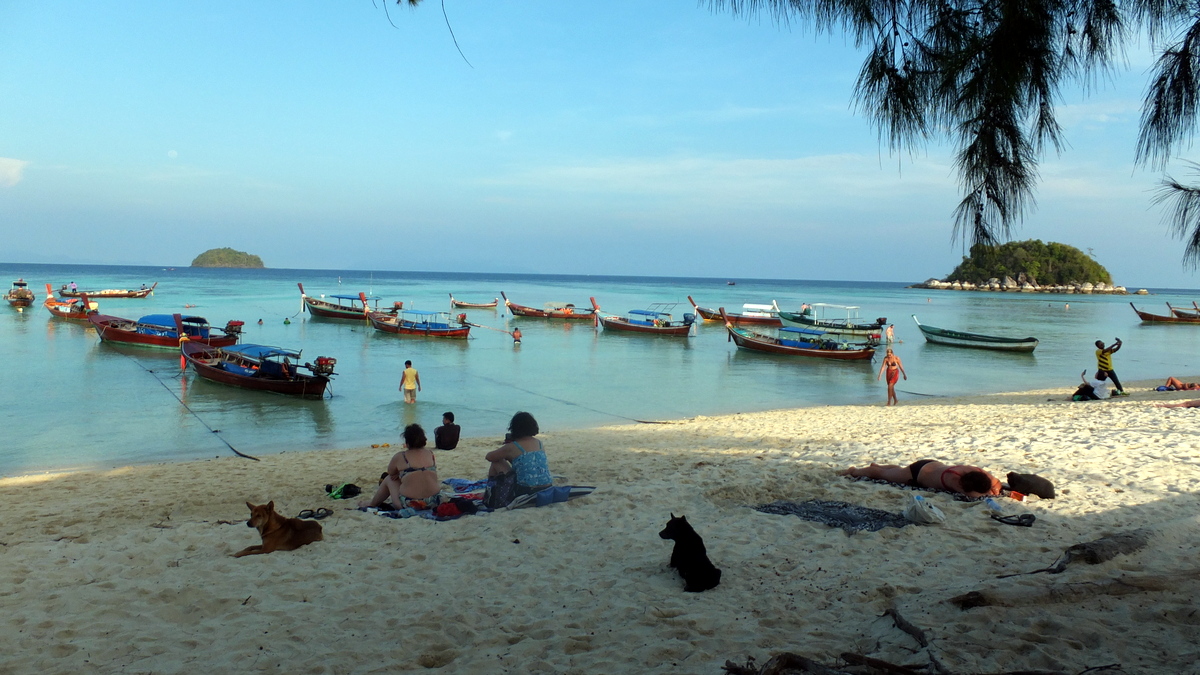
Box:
[2, 383, 1199, 674]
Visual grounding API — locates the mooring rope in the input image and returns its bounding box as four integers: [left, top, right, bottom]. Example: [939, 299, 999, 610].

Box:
[116, 351, 260, 461]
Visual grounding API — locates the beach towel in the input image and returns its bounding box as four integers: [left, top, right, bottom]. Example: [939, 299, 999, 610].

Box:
[755, 499, 911, 533]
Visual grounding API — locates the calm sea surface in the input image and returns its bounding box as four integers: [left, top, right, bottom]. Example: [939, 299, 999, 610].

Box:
[2, 263, 1197, 476]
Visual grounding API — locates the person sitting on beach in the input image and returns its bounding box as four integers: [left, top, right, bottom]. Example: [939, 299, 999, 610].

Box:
[435, 411, 460, 450]
[1162, 377, 1200, 391]
[1156, 399, 1200, 408]
[358, 424, 440, 509]
[1074, 370, 1112, 400]
[839, 460, 1002, 498]
[485, 412, 552, 495]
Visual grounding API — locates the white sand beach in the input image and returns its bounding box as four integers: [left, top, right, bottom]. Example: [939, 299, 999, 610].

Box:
[2, 384, 1198, 674]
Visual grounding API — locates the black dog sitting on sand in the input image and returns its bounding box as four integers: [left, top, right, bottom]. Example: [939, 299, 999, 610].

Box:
[659, 514, 721, 592]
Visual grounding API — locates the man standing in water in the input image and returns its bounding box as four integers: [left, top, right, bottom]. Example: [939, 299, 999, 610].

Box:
[400, 360, 421, 404]
[1095, 338, 1125, 395]
[877, 347, 906, 406]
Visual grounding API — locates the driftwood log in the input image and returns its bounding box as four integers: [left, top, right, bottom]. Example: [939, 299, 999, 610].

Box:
[999, 530, 1150, 578]
[721, 652, 1117, 674]
[951, 570, 1200, 609]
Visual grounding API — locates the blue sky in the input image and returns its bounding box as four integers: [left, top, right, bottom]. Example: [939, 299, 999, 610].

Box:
[1, 1, 1197, 288]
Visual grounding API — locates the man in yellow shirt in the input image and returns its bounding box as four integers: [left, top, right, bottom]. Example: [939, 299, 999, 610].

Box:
[1094, 338, 1124, 395]
[400, 360, 421, 404]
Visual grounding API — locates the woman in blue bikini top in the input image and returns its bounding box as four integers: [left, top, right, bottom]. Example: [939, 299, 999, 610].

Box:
[485, 411, 552, 492]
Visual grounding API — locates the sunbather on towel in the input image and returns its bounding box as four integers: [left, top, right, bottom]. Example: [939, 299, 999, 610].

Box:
[1156, 399, 1200, 408]
[485, 412, 552, 495]
[1163, 377, 1200, 391]
[839, 460, 1002, 499]
[358, 424, 440, 509]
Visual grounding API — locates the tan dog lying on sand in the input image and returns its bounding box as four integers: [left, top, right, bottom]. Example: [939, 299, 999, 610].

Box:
[234, 501, 323, 557]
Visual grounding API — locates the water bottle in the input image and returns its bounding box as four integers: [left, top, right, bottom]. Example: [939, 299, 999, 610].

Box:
[983, 497, 1003, 514]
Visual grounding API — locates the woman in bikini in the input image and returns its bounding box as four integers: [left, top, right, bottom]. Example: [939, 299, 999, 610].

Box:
[485, 412, 552, 495]
[839, 460, 1002, 498]
[877, 347, 907, 406]
[358, 424, 440, 509]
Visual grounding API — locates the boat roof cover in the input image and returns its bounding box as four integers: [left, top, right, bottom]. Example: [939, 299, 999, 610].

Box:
[223, 344, 300, 360]
[810, 303, 860, 310]
[330, 294, 376, 301]
[629, 309, 670, 318]
[403, 309, 447, 317]
[780, 326, 826, 337]
[742, 303, 777, 312]
[138, 314, 205, 327]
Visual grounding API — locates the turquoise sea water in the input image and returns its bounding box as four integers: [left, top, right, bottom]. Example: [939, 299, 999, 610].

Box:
[1, 262, 1197, 476]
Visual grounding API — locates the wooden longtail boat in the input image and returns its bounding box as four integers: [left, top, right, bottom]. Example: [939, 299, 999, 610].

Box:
[911, 315, 1038, 352]
[89, 312, 243, 349]
[720, 308, 875, 360]
[1131, 302, 1200, 324]
[299, 283, 389, 321]
[182, 341, 335, 398]
[777, 303, 886, 339]
[43, 284, 98, 320]
[1166, 302, 1200, 319]
[364, 295, 471, 338]
[450, 293, 498, 309]
[4, 279, 36, 310]
[502, 292, 598, 320]
[58, 282, 156, 299]
[593, 298, 696, 337]
[687, 296, 782, 326]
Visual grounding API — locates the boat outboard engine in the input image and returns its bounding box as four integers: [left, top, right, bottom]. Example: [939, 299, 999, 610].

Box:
[308, 356, 337, 376]
[456, 313, 468, 325]
[224, 320, 245, 336]
[876, 317, 887, 325]
[683, 313, 696, 325]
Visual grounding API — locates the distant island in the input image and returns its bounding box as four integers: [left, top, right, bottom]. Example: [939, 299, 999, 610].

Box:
[191, 248, 265, 268]
[912, 240, 1140, 294]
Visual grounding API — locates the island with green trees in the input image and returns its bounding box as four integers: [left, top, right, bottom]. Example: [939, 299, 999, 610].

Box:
[190, 248, 265, 268]
[914, 240, 1141, 294]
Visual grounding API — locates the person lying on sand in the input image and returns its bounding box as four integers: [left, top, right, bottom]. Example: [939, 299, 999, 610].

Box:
[1162, 377, 1200, 391]
[839, 460, 1002, 499]
[1155, 399, 1200, 408]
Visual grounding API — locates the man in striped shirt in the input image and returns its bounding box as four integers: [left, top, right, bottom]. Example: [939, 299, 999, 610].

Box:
[1095, 338, 1125, 395]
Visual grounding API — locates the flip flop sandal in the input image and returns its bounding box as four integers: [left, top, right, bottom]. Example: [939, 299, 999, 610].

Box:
[298, 508, 333, 520]
[990, 513, 1036, 527]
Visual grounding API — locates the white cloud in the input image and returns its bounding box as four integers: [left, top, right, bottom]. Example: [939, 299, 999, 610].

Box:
[0, 158, 29, 187]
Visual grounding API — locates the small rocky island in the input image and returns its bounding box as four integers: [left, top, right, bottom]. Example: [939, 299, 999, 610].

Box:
[190, 248, 265, 268]
[912, 240, 1146, 295]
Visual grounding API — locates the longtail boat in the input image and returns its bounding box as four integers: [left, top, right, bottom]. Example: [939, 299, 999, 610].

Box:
[721, 308, 875, 360]
[450, 293, 498, 309]
[43, 284, 98, 321]
[299, 282, 389, 321]
[89, 312, 243, 349]
[58, 282, 156, 299]
[1166, 302, 1200, 319]
[911, 315, 1038, 352]
[687, 296, 781, 326]
[364, 295, 471, 338]
[777, 303, 886, 339]
[502, 292, 598, 320]
[593, 298, 695, 337]
[1131, 302, 1200, 324]
[182, 341, 335, 398]
[4, 279, 36, 310]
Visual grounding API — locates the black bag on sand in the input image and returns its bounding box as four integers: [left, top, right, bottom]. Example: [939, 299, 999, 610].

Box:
[326, 483, 363, 499]
[484, 472, 518, 510]
[1007, 473, 1055, 499]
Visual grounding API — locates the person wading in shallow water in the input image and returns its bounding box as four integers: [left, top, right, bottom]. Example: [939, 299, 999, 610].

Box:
[400, 360, 421, 404]
[877, 347, 906, 406]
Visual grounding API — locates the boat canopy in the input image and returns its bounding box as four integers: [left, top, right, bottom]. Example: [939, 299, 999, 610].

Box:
[138, 314, 206, 327]
[809, 303, 860, 310]
[330, 294, 376, 301]
[223, 344, 301, 360]
[629, 309, 671, 318]
[402, 309, 447, 317]
[779, 326, 826, 337]
[742, 303, 777, 312]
